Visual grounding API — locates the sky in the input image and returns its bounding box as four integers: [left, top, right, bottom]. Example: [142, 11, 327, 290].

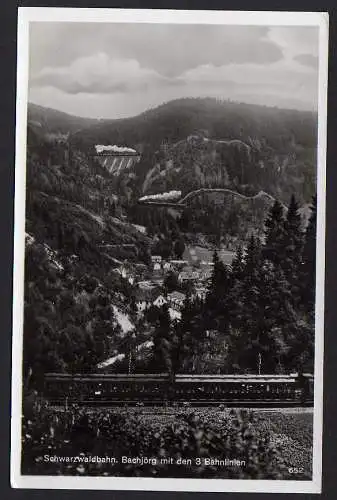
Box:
[28, 22, 319, 119]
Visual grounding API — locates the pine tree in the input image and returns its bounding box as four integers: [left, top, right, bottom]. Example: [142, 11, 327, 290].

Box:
[175, 294, 194, 371]
[234, 240, 262, 372]
[226, 211, 313, 374]
[173, 293, 205, 372]
[208, 250, 229, 294]
[244, 235, 261, 277]
[301, 195, 317, 313]
[262, 200, 285, 267]
[173, 237, 185, 259]
[230, 245, 244, 282]
[258, 262, 298, 373]
[281, 195, 304, 305]
[205, 250, 230, 332]
[228, 235, 283, 374]
[226, 245, 244, 334]
[151, 305, 172, 373]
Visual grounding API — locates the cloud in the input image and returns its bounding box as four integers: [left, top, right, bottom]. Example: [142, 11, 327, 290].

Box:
[293, 54, 318, 68]
[30, 52, 171, 94]
[28, 22, 319, 117]
[126, 24, 283, 76]
[266, 26, 319, 60]
[182, 55, 314, 84]
[29, 23, 284, 79]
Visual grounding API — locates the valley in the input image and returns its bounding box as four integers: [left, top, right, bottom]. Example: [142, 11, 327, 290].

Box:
[24, 97, 317, 381]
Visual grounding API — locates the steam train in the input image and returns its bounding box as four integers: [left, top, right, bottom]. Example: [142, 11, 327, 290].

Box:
[43, 372, 314, 407]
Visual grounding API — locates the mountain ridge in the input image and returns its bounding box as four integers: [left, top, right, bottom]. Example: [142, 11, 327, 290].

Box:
[70, 97, 316, 152]
[28, 97, 316, 126]
[28, 102, 103, 135]
[26, 98, 316, 245]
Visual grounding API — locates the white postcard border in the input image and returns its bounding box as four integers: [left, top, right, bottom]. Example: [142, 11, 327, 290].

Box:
[11, 7, 329, 493]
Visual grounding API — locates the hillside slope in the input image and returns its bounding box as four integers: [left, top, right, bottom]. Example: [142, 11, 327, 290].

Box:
[23, 100, 316, 380]
[28, 102, 102, 137]
[27, 99, 316, 248]
[70, 97, 316, 152]
[68, 98, 316, 206]
[138, 134, 315, 205]
[23, 125, 153, 379]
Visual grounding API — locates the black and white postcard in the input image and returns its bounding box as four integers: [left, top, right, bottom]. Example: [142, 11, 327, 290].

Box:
[11, 7, 328, 493]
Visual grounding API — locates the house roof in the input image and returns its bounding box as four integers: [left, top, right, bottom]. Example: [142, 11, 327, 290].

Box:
[151, 255, 162, 261]
[153, 295, 167, 306]
[138, 281, 157, 290]
[179, 271, 200, 280]
[181, 265, 195, 273]
[154, 294, 166, 300]
[168, 291, 186, 302]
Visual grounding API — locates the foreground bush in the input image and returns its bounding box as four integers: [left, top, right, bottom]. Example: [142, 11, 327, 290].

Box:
[21, 405, 312, 479]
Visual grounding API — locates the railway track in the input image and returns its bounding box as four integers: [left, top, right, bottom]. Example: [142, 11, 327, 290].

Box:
[46, 398, 314, 408]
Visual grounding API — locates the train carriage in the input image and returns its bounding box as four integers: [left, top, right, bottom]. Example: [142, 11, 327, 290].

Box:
[43, 372, 314, 406]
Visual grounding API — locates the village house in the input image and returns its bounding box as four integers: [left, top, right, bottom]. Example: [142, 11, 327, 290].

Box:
[183, 247, 199, 265]
[137, 280, 154, 290]
[153, 295, 167, 308]
[151, 277, 164, 287]
[151, 255, 162, 264]
[115, 261, 135, 281]
[179, 265, 194, 274]
[194, 287, 207, 301]
[199, 269, 213, 282]
[178, 267, 200, 283]
[200, 260, 214, 269]
[134, 263, 148, 280]
[136, 300, 147, 314]
[163, 261, 173, 272]
[169, 308, 182, 322]
[167, 291, 186, 310]
[136, 281, 160, 302]
[153, 262, 162, 273]
[169, 260, 188, 269]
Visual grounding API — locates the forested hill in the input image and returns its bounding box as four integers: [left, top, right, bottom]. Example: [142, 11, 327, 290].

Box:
[26, 98, 317, 249]
[70, 97, 317, 153]
[28, 103, 102, 137]
[65, 98, 317, 207]
[23, 100, 317, 381]
[24, 124, 154, 380]
[28, 99, 317, 203]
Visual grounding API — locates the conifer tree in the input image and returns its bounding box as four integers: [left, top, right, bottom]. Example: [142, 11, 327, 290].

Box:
[238, 245, 262, 371]
[263, 200, 285, 267]
[227, 202, 314, 374]
[175, 293, 194, 371]
[205, 250, 230, 332]
[230, 244, 244, 282]
[152, 304, 172, 373]
[258, 262, 298, 373]
[244, 234, 262, 277]
[226, 245, 245, 333]
[301, 195, 317, 313]
[212, 250, 228, 288]
[227, 234, 291, 374]
[281, 194, 304, 305]
[173, 293, 206, 372]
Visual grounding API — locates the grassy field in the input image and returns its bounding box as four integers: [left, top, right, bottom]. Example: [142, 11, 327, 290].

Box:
[184, 245, 235, 265]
